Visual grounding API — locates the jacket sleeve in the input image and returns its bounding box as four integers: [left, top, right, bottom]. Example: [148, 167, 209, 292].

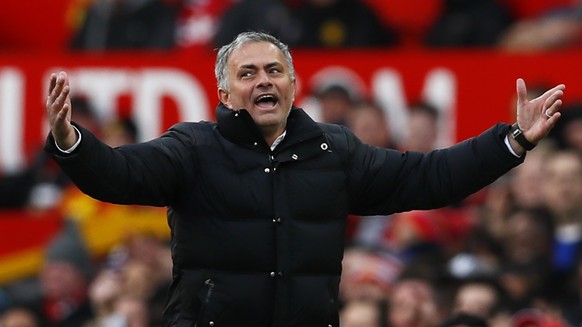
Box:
[44, 122, 196, 207]
[346, 123, 524, 215]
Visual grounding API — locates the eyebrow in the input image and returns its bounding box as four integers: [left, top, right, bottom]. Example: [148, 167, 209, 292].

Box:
[239, 62, 283, 71]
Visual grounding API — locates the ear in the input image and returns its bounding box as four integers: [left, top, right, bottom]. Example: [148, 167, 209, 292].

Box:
[218, 88, 232, 108]
[291, 79, 297, 103]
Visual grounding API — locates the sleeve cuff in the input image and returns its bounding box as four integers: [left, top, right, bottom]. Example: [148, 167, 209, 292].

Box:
[504, 135, 521, 158]
[54, 126, 82, 153]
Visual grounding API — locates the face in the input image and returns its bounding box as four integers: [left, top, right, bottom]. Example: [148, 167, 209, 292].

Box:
[218, 41, 296, 141]
[405, 110, 438, 152]
[542, 152, 582, 215]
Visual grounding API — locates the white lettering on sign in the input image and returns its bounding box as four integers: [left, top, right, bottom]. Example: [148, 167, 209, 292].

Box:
[0, 68, 24, 173]
[134, 69, 209, 141]
[300, 66, 458, 148]
[54, 68, 211, 142]
[373, 67, 456, 148]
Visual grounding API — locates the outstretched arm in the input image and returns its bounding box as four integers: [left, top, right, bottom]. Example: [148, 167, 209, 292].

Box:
[46, 71, 77, 150]
[508, 78, 565, 155]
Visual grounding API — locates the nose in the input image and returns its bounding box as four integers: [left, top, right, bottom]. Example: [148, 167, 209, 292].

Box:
[256, 70, 273, 87]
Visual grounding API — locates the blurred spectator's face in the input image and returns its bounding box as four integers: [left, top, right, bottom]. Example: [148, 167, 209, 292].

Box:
[505, 211, 550, 263]
[340, 301, 380, 327]
[349, 106, 390, 147]
[318, 90, 353, 124]
[454, 283, 497, 318]
[542, 152, 582, 217]
[563, 119, 582, 151]
[122, 261, 157, 299]
[405, 111, 437, 152]
[116, 296, 149, 327]
[510, 151, 546, 208]
[40, 262, 86, 299]
[0, 308, 39, 327]
[219, 41, 295, 139]
[340, 249, 396, 302]
[388, 280, 438, 327]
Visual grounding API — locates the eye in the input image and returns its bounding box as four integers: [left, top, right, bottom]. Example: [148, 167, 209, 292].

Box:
[240, 71, 253, 78]
[270, 68, 281, 74]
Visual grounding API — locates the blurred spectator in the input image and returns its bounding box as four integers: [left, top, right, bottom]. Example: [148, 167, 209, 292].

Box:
[387, 278, 440, 327]
[102, 116, 139, 148]
[114, 295, 149, 327]
[85, 233, 170, 327]
[340, 299, 383, 327]
[452, 280, 501, 320]
[541, 150, 582, 274]
[213, 0, 298, 48]
[447, 229, 502, 282]
[497, 263, 540, 313]
[314, 82, 358, 125]
[340, 248, 403, 303]
[86, 267, 150, 327]
[425, 0, 514, 47]
[291, 0, 397, 48]
[502, 208, 554, 270]
[401, 102, 440, 152]
[549, 103, 582, 152]
[479, 142, 554, 242]
[0, 306, 40, 327]
[499, 1, 582, 51]
[347, 101, 395, 149]
[71, 0, 182, 50]
[29, 219, 95, 326]
[86, 269, 124, 327]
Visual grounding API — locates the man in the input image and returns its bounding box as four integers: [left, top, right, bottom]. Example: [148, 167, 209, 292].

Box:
[45, 32, 564, 326]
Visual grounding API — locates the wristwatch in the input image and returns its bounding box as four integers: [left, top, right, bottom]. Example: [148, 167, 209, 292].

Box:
[510, 123, 536, 151]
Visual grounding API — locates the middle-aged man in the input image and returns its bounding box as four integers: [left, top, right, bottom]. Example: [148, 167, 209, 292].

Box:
[44, 32, 565, 326]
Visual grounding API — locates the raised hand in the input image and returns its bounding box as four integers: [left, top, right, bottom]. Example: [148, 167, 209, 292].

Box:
[515, 78, 565, 144]
[46, 71, 77, 149]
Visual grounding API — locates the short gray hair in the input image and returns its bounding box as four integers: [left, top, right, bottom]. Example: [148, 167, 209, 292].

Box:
[215, 31, 296, 91]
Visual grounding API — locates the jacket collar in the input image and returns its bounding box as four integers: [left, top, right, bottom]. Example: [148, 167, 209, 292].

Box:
[215, 103, 325, 152]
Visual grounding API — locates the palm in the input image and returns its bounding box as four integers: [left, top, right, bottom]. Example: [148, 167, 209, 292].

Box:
[515, 78, 565, 144]
[46, 72, 75, 148]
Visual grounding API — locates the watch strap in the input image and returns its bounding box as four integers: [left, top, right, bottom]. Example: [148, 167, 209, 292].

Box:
[510, 123, 536, 151]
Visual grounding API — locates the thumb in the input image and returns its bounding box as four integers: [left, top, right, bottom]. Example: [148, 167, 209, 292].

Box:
[516, 78, 528, 106]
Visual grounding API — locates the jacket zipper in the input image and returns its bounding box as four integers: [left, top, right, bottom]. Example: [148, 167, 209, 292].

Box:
[196, 278, 215, 326]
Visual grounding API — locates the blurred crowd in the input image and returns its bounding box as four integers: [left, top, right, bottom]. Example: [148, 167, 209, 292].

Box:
[2, 0, 582, 327]
[1, 0, 582, 52]
[67, 0, 582, 51]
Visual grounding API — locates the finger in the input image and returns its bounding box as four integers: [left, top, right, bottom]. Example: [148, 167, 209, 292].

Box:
[48, 73, 57, 95]
[51, 85, 70, 112]
[547, 110, 561, 126]
[546, 99, 563, 120]
[48, 72, 67, 104]
[516, 78, 527, 106]
[535, 83, 566, 103]
[543, 90, 564, 114]
[57, 103, 70, 122]
[52, 72, 68, 98]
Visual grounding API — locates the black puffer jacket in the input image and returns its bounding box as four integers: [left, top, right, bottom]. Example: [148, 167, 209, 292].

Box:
[45, 104, 523, 326]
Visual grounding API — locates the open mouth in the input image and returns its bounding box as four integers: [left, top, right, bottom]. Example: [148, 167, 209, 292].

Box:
[255, 94, 279, 109]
